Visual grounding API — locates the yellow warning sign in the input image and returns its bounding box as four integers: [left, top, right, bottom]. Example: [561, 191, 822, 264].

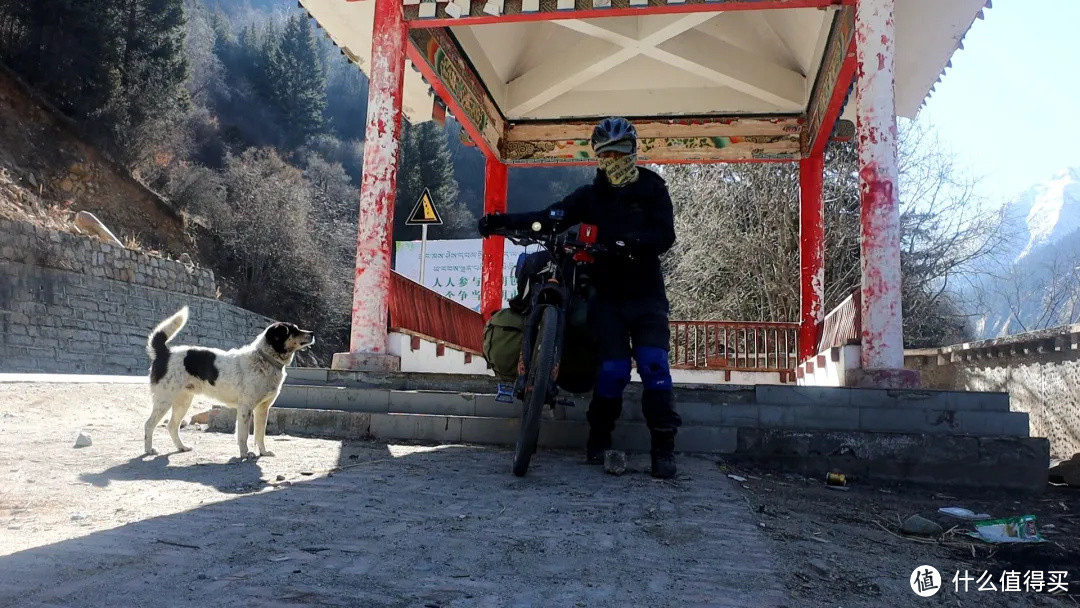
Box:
[406, 188, 443, 226]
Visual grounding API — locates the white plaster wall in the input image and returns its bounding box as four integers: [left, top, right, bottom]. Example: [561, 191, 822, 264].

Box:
[667, 369, 785, 386]
[388, 332, 493, 376]
[798, 345, 861, 386]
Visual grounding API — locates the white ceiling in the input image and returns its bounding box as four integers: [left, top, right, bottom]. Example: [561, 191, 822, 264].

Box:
[301, 0, 989, 125]
[453, 8, 831, 120]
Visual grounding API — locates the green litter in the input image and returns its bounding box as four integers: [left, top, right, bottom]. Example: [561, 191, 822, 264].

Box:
[968, 515, 1046, 544]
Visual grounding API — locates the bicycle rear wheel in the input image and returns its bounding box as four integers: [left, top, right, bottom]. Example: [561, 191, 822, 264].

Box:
[512, 305, 558, 477]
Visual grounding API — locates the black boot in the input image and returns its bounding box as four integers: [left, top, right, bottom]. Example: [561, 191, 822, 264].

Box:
[650, 430, 677, 479]
[586, 427, 611, 465]
[642, 389, 680, 479]
[586, 396, 622, 464]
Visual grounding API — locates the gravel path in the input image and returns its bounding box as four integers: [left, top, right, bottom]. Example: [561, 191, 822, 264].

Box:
[0, 383, 789, 608]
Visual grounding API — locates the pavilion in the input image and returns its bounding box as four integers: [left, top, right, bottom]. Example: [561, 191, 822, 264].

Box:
[298, 0, 990, 388]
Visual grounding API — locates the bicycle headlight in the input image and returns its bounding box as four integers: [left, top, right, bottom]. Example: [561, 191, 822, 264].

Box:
[531, 221, 542, 232]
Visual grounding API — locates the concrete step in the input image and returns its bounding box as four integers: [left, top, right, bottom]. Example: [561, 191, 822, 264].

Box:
[216, 407, 1049, 491]
[238, 407, 736, 453]
[755, 386, 1010, 413]
[276, 384, 1029, 438]
[285, 369, 1011, 413]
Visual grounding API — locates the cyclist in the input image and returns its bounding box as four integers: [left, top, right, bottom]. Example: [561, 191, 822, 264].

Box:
[478, 117, 681, 479]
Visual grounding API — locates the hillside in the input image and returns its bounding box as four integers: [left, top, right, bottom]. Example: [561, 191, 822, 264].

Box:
[0, 66, 191, 256]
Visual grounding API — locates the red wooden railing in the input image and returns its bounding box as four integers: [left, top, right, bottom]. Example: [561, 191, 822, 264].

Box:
[389, 272, 484, 354]
[816, 291, 861, 354]
[669, 321, 799, 372]
[387, 274, 802, 375]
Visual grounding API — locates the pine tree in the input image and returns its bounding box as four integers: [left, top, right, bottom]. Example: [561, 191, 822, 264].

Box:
[263, 14, 326, 148]
[100, 0, 190, 163]
[3, 0, 114, 119]
[394, 121, 474, 241]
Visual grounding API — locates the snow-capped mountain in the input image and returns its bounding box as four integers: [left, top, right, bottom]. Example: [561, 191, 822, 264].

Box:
[1006, 167, 1080, 262]
[971, 167, 1080, 339]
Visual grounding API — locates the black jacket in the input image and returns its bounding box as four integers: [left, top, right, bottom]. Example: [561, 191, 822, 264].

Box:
[503, 167, 675, 300]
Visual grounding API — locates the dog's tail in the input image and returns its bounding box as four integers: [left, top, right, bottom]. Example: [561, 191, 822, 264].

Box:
[147, 307, 189, 360]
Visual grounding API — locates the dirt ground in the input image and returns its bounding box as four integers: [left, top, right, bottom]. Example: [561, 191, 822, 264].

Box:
[728, 463, 1080, 607]
[0, 383, 787, 608]
[1, 382, 1077, 608]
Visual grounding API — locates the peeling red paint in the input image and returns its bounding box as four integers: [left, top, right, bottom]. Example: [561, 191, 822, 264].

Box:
[348, 0, 407, 355]
[481, 157, 508, 320]
[799, 153, 825, 363]
[856, 0, 905, 372]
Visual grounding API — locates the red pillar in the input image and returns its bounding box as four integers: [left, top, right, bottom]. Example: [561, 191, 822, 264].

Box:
[799, 152, 825, 363]
[853, 0, 918, 387]
[332, 0, 407, 371]
[481, 157, 508, 320]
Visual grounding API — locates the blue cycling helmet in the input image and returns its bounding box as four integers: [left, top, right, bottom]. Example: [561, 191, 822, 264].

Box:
[591, 117, 637, 155]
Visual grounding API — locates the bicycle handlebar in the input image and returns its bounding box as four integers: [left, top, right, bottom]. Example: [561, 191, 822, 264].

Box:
[491, 226, 606, 255]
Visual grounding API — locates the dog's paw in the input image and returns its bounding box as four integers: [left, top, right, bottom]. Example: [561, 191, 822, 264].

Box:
[243, 451, 256, 460]
[177, 445, 193, 453]
[259, 450, 276, 458]
[144, 448, 159, 456]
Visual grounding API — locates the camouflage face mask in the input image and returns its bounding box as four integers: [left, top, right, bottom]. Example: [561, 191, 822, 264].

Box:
[597, 153, 639, 187]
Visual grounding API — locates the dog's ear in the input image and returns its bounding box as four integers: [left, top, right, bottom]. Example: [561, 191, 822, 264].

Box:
[265, 322, 290, 353]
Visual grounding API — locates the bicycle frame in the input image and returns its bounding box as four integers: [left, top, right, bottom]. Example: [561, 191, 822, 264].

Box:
[499, 220, 601, 405]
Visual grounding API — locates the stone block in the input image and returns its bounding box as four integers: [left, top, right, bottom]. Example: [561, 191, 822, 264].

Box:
[473, 395, 522, 418]
[796, 406, 860, 431]
[719, 403, 759, 427]
[369, 413, 462, 443]
[305, 386, 390, 413]
[539, 419, 589, 449]
[759, 404, 799, 428]
[958, 411, 1030, 437]
[678, 426, 738, 454]
[389, 391, 476, 416]
[730, 429, 1048, 490]
[757, 385, 852, 407]
[460, 416, 520, 445]
[859, 407, 934, 434]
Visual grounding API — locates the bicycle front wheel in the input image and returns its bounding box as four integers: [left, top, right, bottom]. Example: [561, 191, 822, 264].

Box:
[512, 305, 558, 477]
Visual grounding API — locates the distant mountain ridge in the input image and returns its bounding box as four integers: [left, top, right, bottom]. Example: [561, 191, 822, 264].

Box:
[972, 167, 1080, 338]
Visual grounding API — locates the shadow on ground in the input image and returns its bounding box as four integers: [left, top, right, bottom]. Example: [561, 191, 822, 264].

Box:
[2, 440, 787, 608]
[79, 454, 269, 494]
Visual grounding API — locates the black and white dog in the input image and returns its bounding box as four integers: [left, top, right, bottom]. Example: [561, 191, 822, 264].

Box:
[144, 307, 314, 459]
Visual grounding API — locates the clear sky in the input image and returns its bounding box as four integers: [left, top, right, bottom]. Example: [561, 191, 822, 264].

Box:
[918, 0, 1080, 202]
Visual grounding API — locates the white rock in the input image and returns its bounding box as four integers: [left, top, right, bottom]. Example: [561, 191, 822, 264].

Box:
[73, 431, 92, 448]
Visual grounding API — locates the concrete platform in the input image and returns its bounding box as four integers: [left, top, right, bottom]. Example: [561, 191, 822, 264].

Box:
[189, 373, 1050, 491]
[273, 382, 1025, 438]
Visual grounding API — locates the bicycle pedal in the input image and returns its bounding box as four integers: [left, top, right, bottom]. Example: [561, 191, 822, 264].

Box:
[494, 384, 515, 403]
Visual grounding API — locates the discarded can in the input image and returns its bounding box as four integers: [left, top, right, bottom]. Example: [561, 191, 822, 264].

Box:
[825, 472, 847, 486]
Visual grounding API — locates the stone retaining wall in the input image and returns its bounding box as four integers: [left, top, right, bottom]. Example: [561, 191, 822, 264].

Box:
[0, 219, 271, 375]
[0, 217, 214, 297]
[906, 326, 1080, 460]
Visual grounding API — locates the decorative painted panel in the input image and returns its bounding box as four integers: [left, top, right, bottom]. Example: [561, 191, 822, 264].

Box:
[504, 117, 802, 164]
[407, 29, 504, 153]
[803, 6, 855, 154]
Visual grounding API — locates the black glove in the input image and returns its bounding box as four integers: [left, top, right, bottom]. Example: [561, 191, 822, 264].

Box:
[600, 237, 637, 260]
[478, 214, 494, 238]
[478, 213, 509, 238]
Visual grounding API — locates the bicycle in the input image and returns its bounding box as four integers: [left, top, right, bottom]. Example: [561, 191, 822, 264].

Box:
[490, 213, 609, 477]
